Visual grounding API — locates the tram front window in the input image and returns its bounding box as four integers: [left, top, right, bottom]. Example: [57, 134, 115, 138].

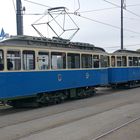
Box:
[0, 50, 4, 71]
[7, 50, 21, 70]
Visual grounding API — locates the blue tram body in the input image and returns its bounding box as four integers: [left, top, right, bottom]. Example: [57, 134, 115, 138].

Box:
[108, 50, 140, 87]
[0, 36, 140, 107]
[0, 69, 108, 100]
[109, 67, 140, 84]
[0, 36, 109, 106]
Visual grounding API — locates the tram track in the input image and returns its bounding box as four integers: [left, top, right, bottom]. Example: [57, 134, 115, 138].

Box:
[18, 102, 140, 140]
[0, 87, 140, 140]
[0, 100, 140, 139]
[0, 88, 132, 128]
[0, 101, 138, 140]
[0, 98, 132, 129]
[92, 116, 140, 140]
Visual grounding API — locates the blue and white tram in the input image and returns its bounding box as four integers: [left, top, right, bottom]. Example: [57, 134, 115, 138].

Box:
[0, 36, 109, 107]
[108, 50, 140, 88]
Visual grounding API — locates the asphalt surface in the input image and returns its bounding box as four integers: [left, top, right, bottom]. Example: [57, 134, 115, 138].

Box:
[0, 87, 140, 140]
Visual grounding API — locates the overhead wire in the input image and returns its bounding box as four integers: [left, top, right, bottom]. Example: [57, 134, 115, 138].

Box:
[22, 0, 140, 16]
[103, 0, 120, 8]
[24, 0, 51, 8]
[74, 0, 80, 13]
[77, 3, 140, 14]
[22, 7, 118, 15]
[103, 0, 140, 18]
[75, 14, 140, 35]
[22, 1, 140, 37]
[124, 17, 140, 21]
[12, 0, 16, 14]
[101, 0, 140, 42]
[79, 7, 118, 13]
[125, 9, 140, 18]
[23, 0, 140, 19]
[126, 3, 140, 7]
[104, 43, 140, 49]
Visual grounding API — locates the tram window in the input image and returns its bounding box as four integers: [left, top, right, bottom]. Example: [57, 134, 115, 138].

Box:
[0, 50, 4, 71]
[107, 56, 110, 67]
[111, 56, 115, 67]
[23, 50, 35, 70]
[81, 54, 92, 68]
[100, 55, 108, 67]
[51, 52, 66, 69]
[139, 57, 140, 66]
[133, 57, 138, 66]
[7, 50, 21, 70]
[38, 52, 49, 70]
[128, 57, 133, 66]
[93, 55, 99, 68]
[122, 56, 127, 66]
[117, 56, 122, 67]
[67, 53, 80, 69]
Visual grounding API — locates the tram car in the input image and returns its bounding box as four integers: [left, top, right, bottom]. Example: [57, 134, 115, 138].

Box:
[109, 50, 140, 88]
[0, 36, 109, 107]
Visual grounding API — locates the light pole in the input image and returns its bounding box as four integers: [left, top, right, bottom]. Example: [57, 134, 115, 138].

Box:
[16, 0, 23, 35]
[121, 0, 124, 50]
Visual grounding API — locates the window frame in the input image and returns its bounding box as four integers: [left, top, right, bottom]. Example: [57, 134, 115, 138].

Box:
[93, 54, 100, 68]
[7, 49, 21, 71]
[81, 54, 92, 68]
[51, 52, 66, 70]
[128, 56, 133, 66]
[116, 56, 122, 67]
[0, 49, 4, 71]
[100, 55, 109, 68]
[67, 53, 80, 69]
[37, 51, 50, 70]
[22, 50, 35, 70]
[110, 56, 116, 67]
[133, 57, 139, 66]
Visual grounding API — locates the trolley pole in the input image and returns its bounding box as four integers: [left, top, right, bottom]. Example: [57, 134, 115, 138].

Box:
[16, 0, 23, 35]
[121, 0, 124, 50]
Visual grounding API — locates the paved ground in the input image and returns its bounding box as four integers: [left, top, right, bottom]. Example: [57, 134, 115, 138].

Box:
[0, 87, 140, 140]
[98, 119, 140, 140]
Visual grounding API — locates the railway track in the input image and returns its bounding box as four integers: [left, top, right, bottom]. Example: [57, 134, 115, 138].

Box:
[93, 116, 140, 140]
[1, 102, 139, 140]
[0, 87, 140, 140]
[17, 102, 140, 140]
[0, 95, 132, 129]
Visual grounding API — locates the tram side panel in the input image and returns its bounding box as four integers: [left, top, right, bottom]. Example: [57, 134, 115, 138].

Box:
[0, 69, 108, 100]
[108, 67, 140, 85]
[108, 68, 129, 84]
[128, 67, 140, 81]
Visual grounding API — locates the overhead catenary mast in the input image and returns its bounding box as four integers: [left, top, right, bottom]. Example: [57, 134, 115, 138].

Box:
[121, 0, 126, 50]
[16, 0, 23, 35]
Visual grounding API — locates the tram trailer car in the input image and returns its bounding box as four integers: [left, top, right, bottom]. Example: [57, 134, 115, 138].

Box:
[0, 36, 109, 107]
[109, 50, 140, 88]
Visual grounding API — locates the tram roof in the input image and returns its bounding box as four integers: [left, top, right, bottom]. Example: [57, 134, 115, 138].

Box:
[113, 49, 140, 55]
[0, 35, 105, 53]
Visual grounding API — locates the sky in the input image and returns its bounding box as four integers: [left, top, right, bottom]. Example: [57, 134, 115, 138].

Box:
[0, 0, 140, 52]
